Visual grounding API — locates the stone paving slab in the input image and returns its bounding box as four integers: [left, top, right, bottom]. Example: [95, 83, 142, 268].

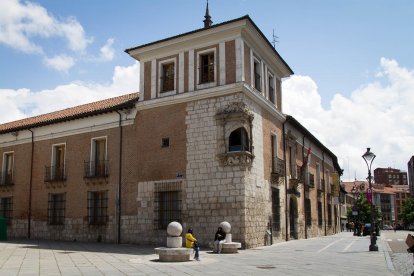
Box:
[0, 232, 406, 275]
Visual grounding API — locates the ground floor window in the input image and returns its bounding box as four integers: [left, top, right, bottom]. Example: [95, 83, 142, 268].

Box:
[318, 201, 323, 226]
[305, 198, 312, 226]
[272, 188, 280, 232]
[87, 191, 108, 225]
[48, 193, 65, 225]
[328, 203, 332, 226]
[154, 190, 181, 229]
[0, 197, 12, 224]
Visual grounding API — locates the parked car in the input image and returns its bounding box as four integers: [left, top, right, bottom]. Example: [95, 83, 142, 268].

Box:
[383, 225, 393, 230]
[408, 223, 414, 231]
[395, 224, 404, 230]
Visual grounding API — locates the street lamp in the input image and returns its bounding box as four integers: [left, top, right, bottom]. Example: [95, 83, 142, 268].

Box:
[362, 147, 378, 251]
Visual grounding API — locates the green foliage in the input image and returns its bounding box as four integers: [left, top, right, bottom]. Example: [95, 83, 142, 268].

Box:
[399, 198, 414, 225]
[346, 192, 380, 223]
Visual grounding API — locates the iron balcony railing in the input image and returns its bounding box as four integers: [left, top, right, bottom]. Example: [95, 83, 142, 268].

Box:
[84, 160, 109, 178]
[45, 166, 66, 182]
[271, 157, 285, 176]
[0, 171, 14, 186]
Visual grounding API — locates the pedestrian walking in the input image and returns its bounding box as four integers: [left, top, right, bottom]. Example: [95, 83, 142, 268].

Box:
[185, 228, 200, 261]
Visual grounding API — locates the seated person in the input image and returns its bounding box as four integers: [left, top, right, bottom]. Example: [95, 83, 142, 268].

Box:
[213, 227, 226, 253]
[185, 228, 200, 261]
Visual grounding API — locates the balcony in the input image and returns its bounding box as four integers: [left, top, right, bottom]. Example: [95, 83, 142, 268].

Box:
[0, 171, 14, 186]
[84, 160, 109, 178]
[45, 166, 66, 182]
[271, 157, 285, 177]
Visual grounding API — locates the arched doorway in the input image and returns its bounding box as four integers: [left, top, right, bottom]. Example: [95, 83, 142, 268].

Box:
[289, 197, 298, 239]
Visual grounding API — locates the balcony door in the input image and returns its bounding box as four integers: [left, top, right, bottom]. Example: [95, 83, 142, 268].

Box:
[93, 139, 106, 176]
[3, 153, 14, 184]
[53, 145, 65, 179]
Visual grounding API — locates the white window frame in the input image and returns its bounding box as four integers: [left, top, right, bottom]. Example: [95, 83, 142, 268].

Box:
[158, 58, 177, 97]
[196, 48, 217, 90]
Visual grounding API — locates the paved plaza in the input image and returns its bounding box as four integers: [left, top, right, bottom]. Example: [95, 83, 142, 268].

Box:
[0, 231, 411, 275]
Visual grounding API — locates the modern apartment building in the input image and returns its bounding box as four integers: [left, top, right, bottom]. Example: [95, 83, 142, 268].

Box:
[0, 13, 342, 247]
[374, 167, 408, 186]
[408, 156, 414, 196]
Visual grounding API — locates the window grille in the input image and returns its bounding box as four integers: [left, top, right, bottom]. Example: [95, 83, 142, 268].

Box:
[318, 201, 323, 226]
[154, 181, 182, 229]
[161, 63, 175, 92]
[0, 197, 12, 224]
[48, 193, 65, 225]
[327, 203, 332, 226]
[272, 188, 280, 231]
[87, 191, 108, 225]
[305, 198, 312, 226]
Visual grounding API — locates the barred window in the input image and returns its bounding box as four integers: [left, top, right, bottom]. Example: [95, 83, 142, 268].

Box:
[327, 203, 332, 226]
[88, 191, 108, 225]
[161, 63, 175, 92]
[272, 188, 280, 232]
[48, 193, 65, 225]
[154, 181, 182, 229]
[0, 197, 12, 224]
[305, 198, 312, 226]
[318, 201, 323, 226]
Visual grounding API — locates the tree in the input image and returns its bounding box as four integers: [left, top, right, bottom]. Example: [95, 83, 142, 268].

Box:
[399, 198, 414, 226]
[346, 192, 381, 223]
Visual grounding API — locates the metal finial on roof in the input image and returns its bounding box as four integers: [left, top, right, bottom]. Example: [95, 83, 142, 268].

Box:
[203, 0, 213, 28]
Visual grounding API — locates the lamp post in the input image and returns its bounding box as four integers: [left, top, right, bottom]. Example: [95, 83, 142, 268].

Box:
[362, 147, 378, 251]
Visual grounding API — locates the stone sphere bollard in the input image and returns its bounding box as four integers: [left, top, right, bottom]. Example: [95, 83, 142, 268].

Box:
[167, 221, 183, 237]
[219, 221, 231, 234]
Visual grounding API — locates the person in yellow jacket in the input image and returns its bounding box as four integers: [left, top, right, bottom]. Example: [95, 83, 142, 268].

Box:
[185, 228, 200, 261]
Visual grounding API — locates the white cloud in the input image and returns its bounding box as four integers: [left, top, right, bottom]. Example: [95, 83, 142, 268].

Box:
[0, 0, 91, 54]
[99, 38, 115, 61]
[0, 61, 140, 122]
[283, 58, 414, 181]
[43, 55, 75, 72]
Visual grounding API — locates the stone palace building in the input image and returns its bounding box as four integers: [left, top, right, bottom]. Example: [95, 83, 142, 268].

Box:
[0, 12, 342, 248]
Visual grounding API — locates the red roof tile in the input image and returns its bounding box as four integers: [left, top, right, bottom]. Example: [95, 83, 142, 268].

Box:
[0, 93, 139, 134]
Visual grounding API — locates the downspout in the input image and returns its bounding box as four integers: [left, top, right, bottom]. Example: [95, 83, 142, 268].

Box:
[303, 135, 307, 239]
[28, 129, 34, 239]
[283, 122, 288, 241]
[323, 152, 327, 236]
[115, 111, 123, 244]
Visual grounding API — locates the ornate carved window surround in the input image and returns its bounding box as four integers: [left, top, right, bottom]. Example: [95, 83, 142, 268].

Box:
[215, 102, 255, 167]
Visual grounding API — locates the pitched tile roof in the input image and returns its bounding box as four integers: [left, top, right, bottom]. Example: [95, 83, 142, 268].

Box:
[0, 93, 139, 134]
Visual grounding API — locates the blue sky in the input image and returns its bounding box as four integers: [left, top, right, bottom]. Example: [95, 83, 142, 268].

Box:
[1, 0, 413, 180]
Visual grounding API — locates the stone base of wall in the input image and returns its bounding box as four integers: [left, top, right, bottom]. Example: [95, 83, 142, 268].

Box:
[7, 218, 116, 242]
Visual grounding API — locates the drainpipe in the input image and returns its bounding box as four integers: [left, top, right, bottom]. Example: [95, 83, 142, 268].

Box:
[303, 135, 307, 239]
[28, 129, 34, 239]
[323, 152, 327, 236]
[115, 111, 123, 244]
[282, 122, 288, 241]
